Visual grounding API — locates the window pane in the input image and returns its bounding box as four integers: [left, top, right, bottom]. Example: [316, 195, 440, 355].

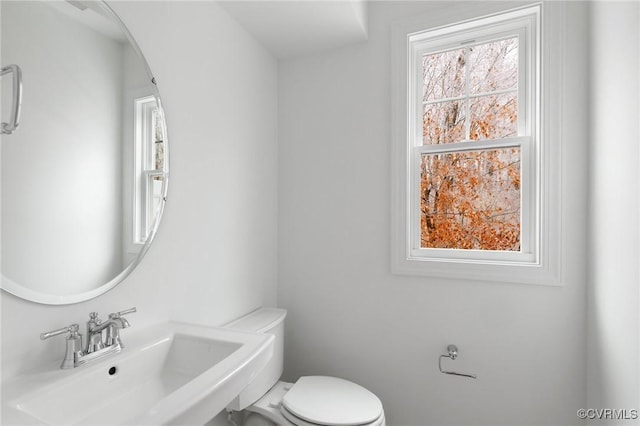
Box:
[151, 175, 164, 221]
[141, 174, 164, 241]
[423, 48, 466, 102]
[469, 37, 518, 94]
[470, 93, 517, 140]
[152, 109, 165, 171]
[423, 100, 466, 145]
[420, 148, 521, 251]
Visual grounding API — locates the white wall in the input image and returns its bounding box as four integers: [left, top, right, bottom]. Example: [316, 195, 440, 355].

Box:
[278, 2, 589, 425]
[1, 1, 124, 296]
[1, 0, 278, 383]
[587, 1, 640, 422]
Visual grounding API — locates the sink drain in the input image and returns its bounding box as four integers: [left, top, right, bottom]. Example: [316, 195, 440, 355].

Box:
[108, 366, 118, 376]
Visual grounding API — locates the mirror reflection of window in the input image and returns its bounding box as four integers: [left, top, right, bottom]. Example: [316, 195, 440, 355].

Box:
[134, 96, 166, 244]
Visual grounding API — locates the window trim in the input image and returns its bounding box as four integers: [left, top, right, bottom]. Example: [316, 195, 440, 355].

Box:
[391, 2, 563, 285]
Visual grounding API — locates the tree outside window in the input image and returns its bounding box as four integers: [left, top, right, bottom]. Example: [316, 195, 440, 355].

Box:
[420, 37, 521, 251]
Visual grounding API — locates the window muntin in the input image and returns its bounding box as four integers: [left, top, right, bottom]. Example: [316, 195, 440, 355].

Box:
[407, 6, 539, 263]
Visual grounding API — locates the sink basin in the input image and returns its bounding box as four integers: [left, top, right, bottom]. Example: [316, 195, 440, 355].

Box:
[2, 321, 274, 425]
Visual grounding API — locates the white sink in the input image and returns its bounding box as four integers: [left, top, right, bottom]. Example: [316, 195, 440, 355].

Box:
[2, 321, 274, 425]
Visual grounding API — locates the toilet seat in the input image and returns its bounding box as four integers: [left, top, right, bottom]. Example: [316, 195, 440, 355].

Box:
[282, 376, 384, 426]
[281, 406, 386, 426]
[245, 377, 385, 426]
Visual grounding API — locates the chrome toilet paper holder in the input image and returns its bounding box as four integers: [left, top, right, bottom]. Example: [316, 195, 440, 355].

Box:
[439, 344, 477, 379]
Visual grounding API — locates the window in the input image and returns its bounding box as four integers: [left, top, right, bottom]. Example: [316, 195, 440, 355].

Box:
[133, 95, 166, 245]
[392, 4, 561, 284]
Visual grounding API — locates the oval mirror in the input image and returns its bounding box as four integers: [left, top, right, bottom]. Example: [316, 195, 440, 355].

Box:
[1, 1, 168, 304]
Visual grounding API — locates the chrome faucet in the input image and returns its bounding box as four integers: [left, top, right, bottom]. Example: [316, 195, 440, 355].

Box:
[40, 307, 136, 369]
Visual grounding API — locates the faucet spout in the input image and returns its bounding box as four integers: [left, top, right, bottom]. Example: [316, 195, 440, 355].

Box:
[115, 317, 130, 329]
[89, 318, 125, 335]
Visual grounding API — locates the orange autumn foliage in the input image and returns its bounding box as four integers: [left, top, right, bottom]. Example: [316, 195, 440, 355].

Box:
[420, 38, 521, 251]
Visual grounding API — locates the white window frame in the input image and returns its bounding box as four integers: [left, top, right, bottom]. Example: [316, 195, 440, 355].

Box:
[133, 95, 165, 245]
[391, 3, 563, 285]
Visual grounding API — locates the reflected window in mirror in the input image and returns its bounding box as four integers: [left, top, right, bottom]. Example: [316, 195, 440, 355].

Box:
[134, 96, 166, 245]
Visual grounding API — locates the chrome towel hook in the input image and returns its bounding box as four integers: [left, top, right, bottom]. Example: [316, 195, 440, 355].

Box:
[439, 344, 477, 379]
[1, 64, 23, 135]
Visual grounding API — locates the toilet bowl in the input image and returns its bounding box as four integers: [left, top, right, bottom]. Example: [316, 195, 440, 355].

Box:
[224, 308, 385, 426]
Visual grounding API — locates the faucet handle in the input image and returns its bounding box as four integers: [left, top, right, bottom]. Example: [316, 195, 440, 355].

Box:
[40, 324, 84, 369]
[105, 307, 136, 348]
[109, 307, 136, 319]
[88, 312, 103, 328]
[40, 323, 80, 340]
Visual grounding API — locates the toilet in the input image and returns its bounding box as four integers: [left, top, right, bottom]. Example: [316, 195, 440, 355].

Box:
[224, 308, 385, 426]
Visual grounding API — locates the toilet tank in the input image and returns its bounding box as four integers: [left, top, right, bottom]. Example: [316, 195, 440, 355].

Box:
[224, 307, 287, 411]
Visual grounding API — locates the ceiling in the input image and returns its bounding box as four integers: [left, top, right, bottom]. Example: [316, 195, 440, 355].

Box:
[218, 0, 369, 59]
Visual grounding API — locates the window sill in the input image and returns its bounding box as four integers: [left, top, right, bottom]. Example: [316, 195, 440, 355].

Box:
[391, 252, 561, 285]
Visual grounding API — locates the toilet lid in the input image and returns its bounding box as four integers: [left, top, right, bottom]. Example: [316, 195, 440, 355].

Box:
[281, 376, 383, 426]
